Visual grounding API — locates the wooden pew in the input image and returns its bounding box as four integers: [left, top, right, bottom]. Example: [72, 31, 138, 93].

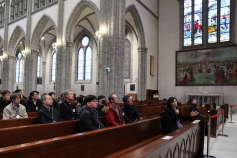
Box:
[0, 117, 38, 129]
[0, 117, 165, 157]
[179, 106, 191, 126]
[220, 104, 228, 120]
[106, 115, 206, 158]
[142, 105, 166, 120]
[210, 108, 223, 137]
[0, 120, 79, 149]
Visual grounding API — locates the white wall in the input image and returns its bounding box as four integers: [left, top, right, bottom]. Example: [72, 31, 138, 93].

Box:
[158, 0, 237, 105]
[8, 18, 27, 44]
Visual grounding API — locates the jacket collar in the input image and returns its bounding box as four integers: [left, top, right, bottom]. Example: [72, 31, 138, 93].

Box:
[189, 103, 197, 108]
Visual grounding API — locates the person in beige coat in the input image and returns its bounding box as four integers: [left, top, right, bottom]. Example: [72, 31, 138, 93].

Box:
[2, 93, 28, 119]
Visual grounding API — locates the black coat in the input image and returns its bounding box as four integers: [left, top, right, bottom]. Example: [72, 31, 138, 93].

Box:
[60, 100, 79, 121]
[96, 103, 105, 117]
[38, 106, 62, 124]
[25, 99, 43, 112]
[121, 104, 141, 123]
[52, 100, 59, 110]
[0, 100, 11, 114]
[165, 107, 190, 134]
[188, 103, 203, 121]
[79, 106, 106, 132]
[20, 99, 27, 106]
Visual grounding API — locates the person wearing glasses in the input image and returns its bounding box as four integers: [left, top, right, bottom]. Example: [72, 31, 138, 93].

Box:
[165, 97, 199, 134]
[103, 93, 125, 127]
[79, 95, 106, 132]
[25, 91, 43, 112]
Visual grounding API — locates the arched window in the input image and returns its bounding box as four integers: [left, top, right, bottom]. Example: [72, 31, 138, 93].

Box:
[37, 56, 40, 77]
[183, 0, 233, 47]
[15, 52, 23, 83]
[124, 39, 131, 79]
[51, 53, 56, 81]
[77, 36, 92, 81]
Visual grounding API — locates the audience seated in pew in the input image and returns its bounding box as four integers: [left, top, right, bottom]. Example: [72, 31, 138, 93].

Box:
[60, 90, 79, 121]
[189, 97, 204, 121]
[165, 97, 199, 134]
[76, 95, 85, 113]
[96, 95, 106, 117]
[0, 90, 11, 114]
[121, 95, 141, 123]
[48, 92, 59, 110]
[103, 93, 125, 127]
[2, 93, 28, 119]
[79, 95, 106, 132]
[38, 95, 62, 124]
[25, 91, 43, 112]
[14, 89, 27, 106]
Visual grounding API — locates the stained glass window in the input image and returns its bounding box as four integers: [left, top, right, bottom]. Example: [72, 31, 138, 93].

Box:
[208, 0, 217, 43]
[220, 0, 230, 42]
[51, 53, 56, 82]
[37, 56, 40, 77]
[124, 39, 131, 79]
[184, 0, 192, 46]
[194, 0, 203, 45]
[15, 52, 22, 83]
[77, 36, 92, 81]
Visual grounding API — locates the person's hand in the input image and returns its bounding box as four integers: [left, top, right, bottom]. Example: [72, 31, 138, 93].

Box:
[190, 111, 199, 116]
[175, 109, 179, 115]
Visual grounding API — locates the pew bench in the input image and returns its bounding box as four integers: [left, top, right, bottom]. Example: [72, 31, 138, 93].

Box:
[142, 105, 166, 120]
[0, 117, 38, 129]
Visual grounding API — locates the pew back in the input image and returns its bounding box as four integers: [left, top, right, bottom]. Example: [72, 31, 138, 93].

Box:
[0, 117, 38, 129]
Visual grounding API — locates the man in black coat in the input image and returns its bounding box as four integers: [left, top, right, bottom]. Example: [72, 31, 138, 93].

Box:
[0, 90, 11, 114]
[188, 97, 204, 121]
[14, 89, 27, 106]
[79, 95, 106, 132]
[25, 91, 43, 112]
[121, 95, 141, 123]
[38, 95, 62, 124]
[48, 92, 59, 110]
[60, 90, 79, 121]
[96, 95, 106, 117]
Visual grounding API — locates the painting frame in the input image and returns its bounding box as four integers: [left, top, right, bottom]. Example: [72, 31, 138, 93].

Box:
[176, 45, 237, 86]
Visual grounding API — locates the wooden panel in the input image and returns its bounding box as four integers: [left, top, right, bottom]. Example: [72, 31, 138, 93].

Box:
[142, 105, 166, 120]
[210, 108, 223, 137]
[0, 117, 38, 129]
[127, 93, 137, 101]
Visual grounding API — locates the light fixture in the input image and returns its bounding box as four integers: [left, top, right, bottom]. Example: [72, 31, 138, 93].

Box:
[41, 37, 45, 40]
[52, 43, 61, 50]
[21, 50, 28, 56]
[95, 28, 108, 39]
[0, 55, 6, 61]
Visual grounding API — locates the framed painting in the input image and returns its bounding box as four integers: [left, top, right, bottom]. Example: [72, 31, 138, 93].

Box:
[176, 45, 237, 86]
[150, 56, 155, 76]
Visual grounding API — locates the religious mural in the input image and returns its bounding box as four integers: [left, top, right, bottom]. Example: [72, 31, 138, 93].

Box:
[176, 45, 237, 86]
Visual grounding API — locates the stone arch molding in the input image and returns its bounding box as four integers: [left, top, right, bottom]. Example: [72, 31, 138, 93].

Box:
[65, 0, 100, 43]
[126, 5, 147, 101]
[31, 14, 57, 51]
[8, 25, 26, 57]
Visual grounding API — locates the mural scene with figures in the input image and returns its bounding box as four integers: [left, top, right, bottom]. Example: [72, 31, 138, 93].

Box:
[176, 46, 237, 85]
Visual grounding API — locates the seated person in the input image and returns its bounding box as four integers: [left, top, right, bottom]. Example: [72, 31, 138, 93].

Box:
[48, 92, 59, 110]
[25, 91, 43, 112]
[76, 95, 85, 113]
[79, 95, 106, 132]
[60, 90, 79, 121]
[0, 90, 11, 114]
[96, 95, 106, 117]
[103, 93, 125, 127]
[15, 89, 27, 106]
[2, 93, 28, 119]
[189, 97, 204, 121]
[165, 97, 199, 134]
[38, 95, 62, 124]
[121, 95, 141, 123]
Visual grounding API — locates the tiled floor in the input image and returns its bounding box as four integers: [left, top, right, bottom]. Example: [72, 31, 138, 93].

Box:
[203, 108, 237, 158]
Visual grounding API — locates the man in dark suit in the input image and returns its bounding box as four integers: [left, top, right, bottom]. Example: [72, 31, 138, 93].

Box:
[38, 95, 62, 124]
[79, 95, 106, 132]
[48, 92, 59, 110]
[121, 95, 141, 123]
[25, 91, 43, 112]
[60, 90, 79, 121]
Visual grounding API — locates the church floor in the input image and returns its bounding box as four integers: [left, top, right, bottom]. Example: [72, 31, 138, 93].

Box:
[203, 107, 237, 158]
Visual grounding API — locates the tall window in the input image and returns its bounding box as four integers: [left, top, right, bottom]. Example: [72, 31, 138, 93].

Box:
[183, 0, 232, 47]
[124, 39, 131, 79]
[37, 56, 40, 77]
[77, 36, 92, 81]
[51, 53, 56, 81]
[15, 52, 23, 83]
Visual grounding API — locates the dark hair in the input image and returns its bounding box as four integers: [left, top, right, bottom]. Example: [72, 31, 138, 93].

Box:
[167, 97, 177, 109]
[123, 95, 131, 103]
[98, 95, 105, 100]
[1, 90, 10, 96]
[189, 97, 196, 104]
[30, 91, 39, 97]
[48, 92, 55, 96]
[14, 89, 22, 93]
[108, 93, 115, 103]
[78, 96, 85, 103]
[84, 95, 97, 104]
[10, 93, 21, 102]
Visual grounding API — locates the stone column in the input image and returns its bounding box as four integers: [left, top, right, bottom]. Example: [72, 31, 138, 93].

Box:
[98, 0, 126, 101]
[137, 47, 148, 101]
[55, 0, 65, 97]
[2, 56, 16, 92]
[41, 62, 46, 93]
[65, 41, 73, 90]
[29, 50, 38, 91]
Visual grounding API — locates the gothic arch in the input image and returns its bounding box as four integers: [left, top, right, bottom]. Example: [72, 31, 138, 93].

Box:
[126, 5, 147, 100]
[31, 14, 57, 51]
[8, 25, 25, 56]
[65, 0, 100, 42]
